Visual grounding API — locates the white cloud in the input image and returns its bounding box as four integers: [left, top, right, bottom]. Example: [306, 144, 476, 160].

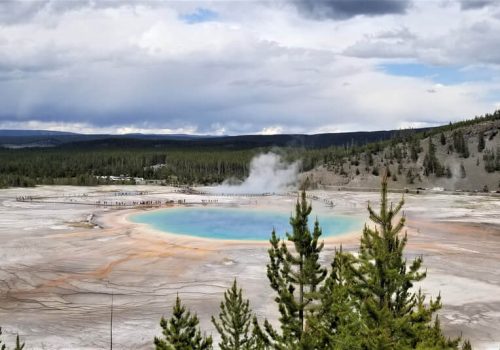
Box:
[260, 126, 284, 135]
[0, 0, 498, 134]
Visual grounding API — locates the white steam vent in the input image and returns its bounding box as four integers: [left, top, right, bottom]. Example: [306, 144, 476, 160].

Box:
[214, 152, 300, 194]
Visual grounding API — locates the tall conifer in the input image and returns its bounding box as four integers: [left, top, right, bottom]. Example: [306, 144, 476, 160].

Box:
[154, 295, 212, 350]
[351, 174, 458, 348]
[212, 279, 257, 350]
[0, 328, 5, 350]
[13, 335, 24, 350]
[478, 132, 485, 152]
[307, 247, 361, 349]
[0, 330, 24, 350]
[259, 190, 327, 348]
[440, 132, 446, 145]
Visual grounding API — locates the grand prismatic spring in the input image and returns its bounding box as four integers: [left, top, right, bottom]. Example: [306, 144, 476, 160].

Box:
[131, 207, 360, 241]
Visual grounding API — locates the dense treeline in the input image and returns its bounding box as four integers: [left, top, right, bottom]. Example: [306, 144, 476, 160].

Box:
[0, 145, 347, 188]
[154, 177, 472, 349]
[0, 148, 257, 187]
[431, 110, 500, 135]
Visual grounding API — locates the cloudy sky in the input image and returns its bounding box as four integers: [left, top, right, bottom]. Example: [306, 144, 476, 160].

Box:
[1, 0, 500, 135]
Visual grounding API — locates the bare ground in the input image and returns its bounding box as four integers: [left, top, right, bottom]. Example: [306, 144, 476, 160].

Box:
[0, 185, 498, 349]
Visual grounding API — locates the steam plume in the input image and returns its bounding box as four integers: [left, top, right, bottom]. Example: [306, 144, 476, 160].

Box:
[214, 153, 299, 194]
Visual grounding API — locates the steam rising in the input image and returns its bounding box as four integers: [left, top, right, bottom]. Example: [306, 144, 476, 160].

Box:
[214, 153, 300, 194]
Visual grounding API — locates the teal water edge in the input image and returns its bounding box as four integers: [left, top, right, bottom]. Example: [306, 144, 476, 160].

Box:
[130, 207, 362, 241]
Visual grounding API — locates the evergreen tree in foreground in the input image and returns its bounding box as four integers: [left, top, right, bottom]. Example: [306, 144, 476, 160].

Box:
[350, 174, 459, 349]
[0, 328, 5, 350]
[307, 246, 362, 349]
[154, 295, 213, 350]
[259, 191, 327, 349]
[0, 330, 24, 350]
[13, 335, 24, 350]
[212, 279, 258, 350]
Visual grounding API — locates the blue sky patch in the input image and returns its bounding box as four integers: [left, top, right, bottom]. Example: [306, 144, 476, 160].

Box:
[180, 8, 219, 24]
[378, 63, 492, 84]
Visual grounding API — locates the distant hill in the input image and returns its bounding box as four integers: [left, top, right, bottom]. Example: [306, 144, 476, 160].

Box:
[0, 128, 430, 150]
[0, 130, 77, 137]
[0, 132, 206, 148]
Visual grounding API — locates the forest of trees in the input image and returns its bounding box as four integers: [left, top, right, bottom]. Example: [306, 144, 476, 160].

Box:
[0, 110, 498, 189]
[153, 177, 472, 350]
[0, 145, 333, 188]
[0, 148, 258, 188]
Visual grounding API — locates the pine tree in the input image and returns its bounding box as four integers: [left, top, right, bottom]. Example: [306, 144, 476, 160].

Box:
[0, 330, 25, 350]
[410, 138, 421, 162]
[460, 163, 466, 178]
[423, 138, 443, 176]
[307, 247, 361, 349]
[13, 335, 24, 350]
[365, 152, 374, 166]
[406, 168, 415, 184]
[0, 328, 6, 350]
[483, 149, 496, 172]
[212, 279, 257, 350]
[350, 174, 457, 349]
[259, 190, 327, 348]
[440, 132, 446, 145]
[453, 130, 470, 158]
[477, 132, 485, 152]
[154, 295, 213, 350]
[496, 146, 500, 171]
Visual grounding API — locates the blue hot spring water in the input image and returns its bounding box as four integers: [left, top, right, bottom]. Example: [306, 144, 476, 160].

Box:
[131, 207, 361, 241]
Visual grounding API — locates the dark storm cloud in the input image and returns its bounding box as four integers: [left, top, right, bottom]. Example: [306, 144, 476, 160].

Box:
[293, 0, 411, 20]
[0, 56, 333, 134]
[0, 0, 46, 25]
[459, 0, 495, 10]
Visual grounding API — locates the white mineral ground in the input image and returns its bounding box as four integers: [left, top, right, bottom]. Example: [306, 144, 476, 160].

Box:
[0, 185, 499, 349]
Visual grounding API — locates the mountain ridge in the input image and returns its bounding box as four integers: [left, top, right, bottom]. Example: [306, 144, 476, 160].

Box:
[0, 128, 430, 149]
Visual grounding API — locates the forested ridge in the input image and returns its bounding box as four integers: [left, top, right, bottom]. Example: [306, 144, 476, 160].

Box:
[0, 128, 427, 148]
[0, 110, 498, 189]
[307, 110, 500, 191]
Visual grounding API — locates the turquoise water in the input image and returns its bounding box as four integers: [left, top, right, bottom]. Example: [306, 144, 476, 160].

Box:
[131, 207, 361, 241]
